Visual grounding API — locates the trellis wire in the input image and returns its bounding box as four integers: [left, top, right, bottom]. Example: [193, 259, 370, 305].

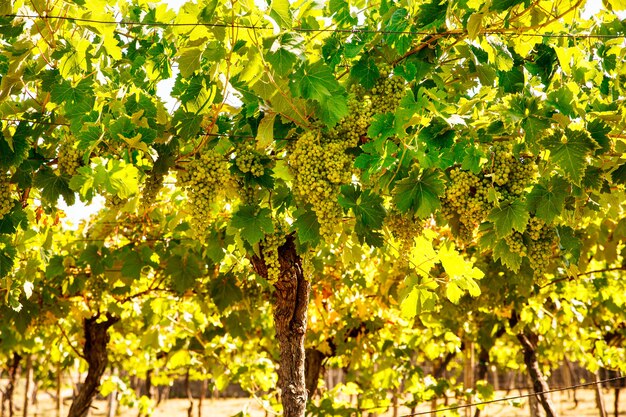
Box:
[3, 13, 626, 39]
[400, 375, 626, 416]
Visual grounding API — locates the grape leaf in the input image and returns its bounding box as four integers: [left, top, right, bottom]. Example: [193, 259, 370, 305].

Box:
[557, 226, 582, 265]
[350, 56, 379, 89]
[416, 0, 446, 29]
[392, 168, 444, 217]
[491, 0, 525, 11]
[492, 239, 523, 272]
[210, 275, 243, 312]
[338, 185, 385, 228]
[177, 47, 202, 78]
[367, 113, 395, 142]
[487, 199, 529, 237]
[34, 166, 76, 206]
[121, 251, 143, 281]
[269, 0, 292, 29]
[401, 285, 437, 318]
[439, 243, 483, 303]
[292, 208, 321, 247]
[0, 237, 16, 278]
[0, 125, 30, 169]
[410, 234, 438, 278]
[611, 162, 626, 185]
[540, 128, 599, 185]
[79, 245, 111, 276]
[317, 93, 348, 127]
[172, 110, 203, 140]
[266, 32, 303, 76]
[587, 118, 611, 155]
[0, 204, 26, 234]
[166, 252, 203, 293]
[291, 61, 342, 103]
[231, 205, 274, 246]
[526, 177, 568, 223]
[339, 185, 385, 247]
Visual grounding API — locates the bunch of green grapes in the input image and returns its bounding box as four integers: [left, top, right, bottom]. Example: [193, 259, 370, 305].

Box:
[370, 66, 406, 114]
[236, 145, 265, 177]
[57, 139, 82, 176]
[333, 84, 373, 145]
[262, 231, 286, 283]
[333, 67, 405, 145]
[0, 175, 14, 220]
[441, 168, 491, 240]
[289, 131, 353, 240]
[489, 143, 537, 195]
[141, 170, 165, 207]
[105, 194, 127, 212]
[177, 149, 232, 236]
[504, 231, 527, 257]
[384, 210, 422, 258]
[525, 218, 558, 276]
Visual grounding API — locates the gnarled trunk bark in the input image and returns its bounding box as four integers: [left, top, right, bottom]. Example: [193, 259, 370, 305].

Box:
[67, 314, 119, 417]
[252, 235, 310, 417]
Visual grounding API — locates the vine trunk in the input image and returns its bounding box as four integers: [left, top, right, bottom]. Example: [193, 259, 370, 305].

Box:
[252, 235, 310, 417]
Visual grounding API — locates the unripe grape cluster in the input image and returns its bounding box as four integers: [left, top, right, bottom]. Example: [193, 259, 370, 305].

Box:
[289, 131, 353, 240]
[370, 66, 406, 114]
[105, 194, 127, 212]
[236, 145, 265, 177]
[499, 217, 558, 276]
[441, 168, 491, 241]
[177, 149, 232, 237]
[442, 142, 538, 242]
[141, 170, 165, 207]
[57, 139, 82, 176]
[526, 218, 558, 276]
[488, 144, 537, 195]
[262, 231, 286, 283]
[385, 210, 422, 259]
[0, 175, 14, 220]
[333, 65, 406, 145]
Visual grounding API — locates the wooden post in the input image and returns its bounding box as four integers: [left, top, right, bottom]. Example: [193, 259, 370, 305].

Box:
[22, 355, 33, 417]
[594, 372, 608, 417]
[56, 366, 63, 417]
[464, 342, 475, 417]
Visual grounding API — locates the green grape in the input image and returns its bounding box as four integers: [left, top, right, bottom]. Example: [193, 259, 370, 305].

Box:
[526, 217, 545, 240]
[0, 175, 14, 220]
[141, 170, 165, 207]
[526, 220, 558, 276]
[288, 131, 352, 241]
[236, 145, 265, 177]
[58, 139, 82, 176]
[489, 143, 537, 195]
[370, 68, 406, 114]
[504, 231, 527, 257]
[442, 168, 491, 240]
[263, 231, 286, 283]
[177, 149, 232, 238]
[105, 194, 127, 211]
[333, 68, 405, 145]
[385, 210, 422, 260]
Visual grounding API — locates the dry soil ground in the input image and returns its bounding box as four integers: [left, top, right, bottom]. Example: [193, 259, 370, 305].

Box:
[9, 388, 626, 417]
